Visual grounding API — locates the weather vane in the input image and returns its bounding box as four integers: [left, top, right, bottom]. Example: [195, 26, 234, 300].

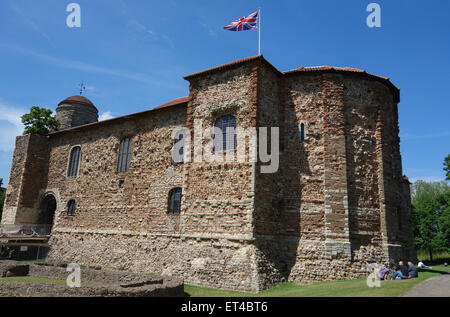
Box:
[78, 82, 86, 95]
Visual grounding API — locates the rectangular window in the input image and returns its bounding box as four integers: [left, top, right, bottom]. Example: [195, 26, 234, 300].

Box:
[68, 146, 81, 178]
[117, 137, 132, 172]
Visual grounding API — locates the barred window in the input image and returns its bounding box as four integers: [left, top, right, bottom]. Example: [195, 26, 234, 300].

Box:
[168, 188, 182, 214]
[67, 146, 81, 178]
[214, 115, 236, 151]
[67, 200, 76, 216]
[117, 137, 133, 172]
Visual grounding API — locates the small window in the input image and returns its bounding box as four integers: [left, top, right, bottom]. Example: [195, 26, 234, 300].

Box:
[67, 200, 76, 216]
[397, 207, 402, 230]
[117, 137, 133, 172]
[214, 115, 236, 151]
[67, 146, 81, 178]
[168, 188, 182, 214]
[300, 123, 306, 141]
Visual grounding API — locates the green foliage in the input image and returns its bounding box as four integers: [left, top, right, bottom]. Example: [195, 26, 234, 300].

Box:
[411, 180, 449, 203]
[411, 181, 450, 262]
[21, 106, 59, 135]
[416, 249, 450, 264]
[445, 154, 450, 181]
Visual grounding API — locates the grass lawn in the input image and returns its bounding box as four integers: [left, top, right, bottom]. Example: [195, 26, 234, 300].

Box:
[185, 265, 450, 297]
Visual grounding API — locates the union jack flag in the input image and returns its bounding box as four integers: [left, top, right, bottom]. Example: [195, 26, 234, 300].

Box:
[224, 11, 258, 31]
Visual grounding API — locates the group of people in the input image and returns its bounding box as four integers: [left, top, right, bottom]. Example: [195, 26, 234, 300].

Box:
[378, 261, 425, 280]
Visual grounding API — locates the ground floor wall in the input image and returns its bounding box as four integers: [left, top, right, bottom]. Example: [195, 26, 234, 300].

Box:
[47, 231, 262, 292]
[46, 230, 404, 292]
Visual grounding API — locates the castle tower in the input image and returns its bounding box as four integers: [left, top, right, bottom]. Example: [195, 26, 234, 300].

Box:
[55, 95, 99, 130]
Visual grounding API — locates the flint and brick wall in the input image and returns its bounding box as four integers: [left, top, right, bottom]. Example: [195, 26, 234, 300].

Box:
[2, 58, 416, 292]
[2, 134, 49, 225]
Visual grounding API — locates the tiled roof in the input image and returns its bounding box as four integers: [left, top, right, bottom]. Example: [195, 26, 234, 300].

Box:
[184, 56, 398, 101]
[50, 96, 189, 135]
[284, 65, 399, 102]
[152, 96, 190, 110]
[58, 95, 97, 109]
[184, 55, 282, 80]
[284, 65, 389, 80]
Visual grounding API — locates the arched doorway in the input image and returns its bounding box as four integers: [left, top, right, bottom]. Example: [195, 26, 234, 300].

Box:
[38, 194, 57, 228]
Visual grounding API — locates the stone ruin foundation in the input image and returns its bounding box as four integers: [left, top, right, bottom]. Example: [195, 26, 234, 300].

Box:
[0, 260, 184, 297]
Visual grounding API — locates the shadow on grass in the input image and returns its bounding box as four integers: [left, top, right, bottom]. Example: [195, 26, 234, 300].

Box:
[418, 268, 449, 275]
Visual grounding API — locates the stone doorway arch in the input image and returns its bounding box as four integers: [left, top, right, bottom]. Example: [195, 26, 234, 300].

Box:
[38, 194, 57, 229]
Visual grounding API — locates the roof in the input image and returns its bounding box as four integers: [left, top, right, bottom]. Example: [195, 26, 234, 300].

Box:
[184, 55, 282, 80]
[285, 65, 399, 102]
[152, 96, 190, 110]
[58, 95, 98, 110]
[184, 56, 400, 102]
[50, 96, 189, 136]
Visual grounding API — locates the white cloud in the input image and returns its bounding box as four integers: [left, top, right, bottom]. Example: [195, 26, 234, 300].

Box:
[198, 21, 218, 38]
[0, 101, 25, 152]
[128, 20, 175, 48]
[0, 43, 171, 87]
[7, 0, 54, 47]
[99, 111, 114, 121]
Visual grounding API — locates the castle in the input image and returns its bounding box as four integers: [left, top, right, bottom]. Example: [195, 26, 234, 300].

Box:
[1, 56, 416, 292]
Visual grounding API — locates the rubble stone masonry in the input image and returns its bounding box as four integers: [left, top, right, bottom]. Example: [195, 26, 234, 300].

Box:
[2, 56, 416, 292]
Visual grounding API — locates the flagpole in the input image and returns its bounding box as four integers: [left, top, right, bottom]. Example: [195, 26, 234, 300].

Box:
[258, 7, 261, 55]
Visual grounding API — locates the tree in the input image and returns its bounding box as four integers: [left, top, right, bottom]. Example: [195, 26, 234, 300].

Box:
[411, 180, 449, 203]
[412, 181, 450, 262]
[21, 106, 59, 135]
[444, 154, 450, 181]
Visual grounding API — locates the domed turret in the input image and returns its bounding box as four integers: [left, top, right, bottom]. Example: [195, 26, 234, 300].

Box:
[55, 95, 99, 130]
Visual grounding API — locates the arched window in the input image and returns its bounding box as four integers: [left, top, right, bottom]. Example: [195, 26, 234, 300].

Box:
[214, 115, 236, 151]
[300, 123, 306, 141]
[67, 200, 76, 216]
[168, 188, 182, 214]
[117, 137, 133, 172]
[67, 146, 81, 178]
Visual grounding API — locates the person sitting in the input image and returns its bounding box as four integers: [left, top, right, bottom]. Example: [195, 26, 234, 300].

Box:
[378, 265, 390, 280]
[407, 261, 419, 278]
[391, 261, 409, 280]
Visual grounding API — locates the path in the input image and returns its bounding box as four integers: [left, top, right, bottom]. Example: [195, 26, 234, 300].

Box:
[402, 275, 450, 297]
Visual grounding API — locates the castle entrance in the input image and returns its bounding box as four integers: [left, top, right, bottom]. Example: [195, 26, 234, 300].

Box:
[38, 194, 57, 229]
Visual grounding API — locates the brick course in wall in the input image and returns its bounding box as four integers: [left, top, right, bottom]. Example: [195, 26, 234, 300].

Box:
[2, 56, 416, 292]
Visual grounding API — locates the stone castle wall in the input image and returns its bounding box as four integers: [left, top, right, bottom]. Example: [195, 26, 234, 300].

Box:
[2, 134, 49, 225]
[2, 57, 416, 292]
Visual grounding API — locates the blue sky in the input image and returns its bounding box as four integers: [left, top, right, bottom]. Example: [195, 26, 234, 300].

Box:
[0, 0, 449, 184]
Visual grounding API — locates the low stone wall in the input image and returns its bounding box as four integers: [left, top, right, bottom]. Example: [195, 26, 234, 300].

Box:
[47, 232, 261, 292]
[0, 261, 184, 297]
